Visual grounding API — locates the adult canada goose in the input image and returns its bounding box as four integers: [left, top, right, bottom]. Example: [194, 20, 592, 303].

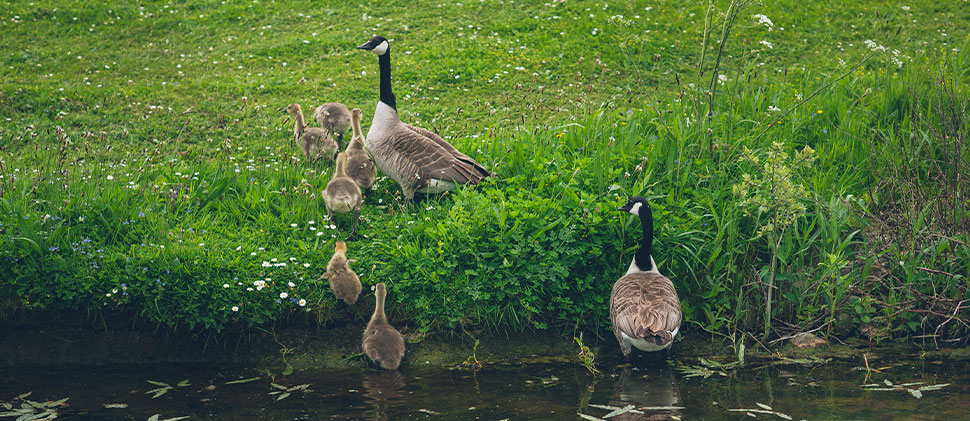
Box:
[610, 196, 682, 357]
[324, 152, 363, 235]
[319, 240, 362, 305]
[356, 35, 490, 200]
[345, 108, 378, 189]
[362, 282, 405, 370]
[314, 102, 353, 146]
[280, 103, 338, 163]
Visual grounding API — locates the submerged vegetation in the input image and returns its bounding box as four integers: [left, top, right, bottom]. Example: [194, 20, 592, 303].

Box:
[0, 0, 968, 350]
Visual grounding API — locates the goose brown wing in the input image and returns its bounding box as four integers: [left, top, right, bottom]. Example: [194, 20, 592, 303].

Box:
[389, 125, 489, 184]
[610, 273, 681, 344]
[405, 124, 490, 181]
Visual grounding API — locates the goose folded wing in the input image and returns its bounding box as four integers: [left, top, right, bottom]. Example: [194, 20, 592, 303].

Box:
[612, 280, 681, 343]
[406, 124, 491, 179]
[390, 127, 488, 184]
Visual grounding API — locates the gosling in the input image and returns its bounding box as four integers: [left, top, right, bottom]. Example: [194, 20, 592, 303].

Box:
[319, 240, 362, 305]
[323, 152, 363, 235]
[345, 108, 378, 190]
[362, 282, 405, 370]
[314, 102, 352, 146]
[280, 103, 338, 163]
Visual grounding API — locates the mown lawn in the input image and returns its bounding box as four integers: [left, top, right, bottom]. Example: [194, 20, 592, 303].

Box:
[1, 0, 968, 347]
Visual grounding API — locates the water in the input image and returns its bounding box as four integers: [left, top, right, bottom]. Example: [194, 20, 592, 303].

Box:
[1, 357, 967, 419]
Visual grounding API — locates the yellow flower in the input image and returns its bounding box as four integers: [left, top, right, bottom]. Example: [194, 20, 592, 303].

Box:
[817, 110, 823, 114]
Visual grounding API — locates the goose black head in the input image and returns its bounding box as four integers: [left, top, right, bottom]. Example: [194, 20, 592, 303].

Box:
[357, 36, 389, 55]
[618, 196, 649, 216]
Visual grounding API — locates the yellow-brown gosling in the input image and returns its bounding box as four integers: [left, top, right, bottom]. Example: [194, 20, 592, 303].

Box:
[345, 108, 378, 190]
[280, 103, 337, 163]
[323, 152, 363, 235]
[319, 240, 361, 305]
[610, 196, 682, 357]
[362, 282, 405, 370]
[314, 102, 352, 146]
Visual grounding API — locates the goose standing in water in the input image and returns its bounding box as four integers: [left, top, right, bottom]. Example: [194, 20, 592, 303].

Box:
[611, 196, 682, 357]
[280, 103, 338, 163]
[356, 36, 490, 200]
[362, 282, 405, 370]
[345, 108, 378, 189]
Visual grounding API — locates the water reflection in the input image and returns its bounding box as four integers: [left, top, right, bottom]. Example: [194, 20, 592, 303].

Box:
[609, 367, 681, 420]
[362, 370, 406, 420]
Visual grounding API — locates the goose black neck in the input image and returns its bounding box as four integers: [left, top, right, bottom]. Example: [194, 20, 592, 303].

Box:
[635, 204, 653, 271]
[378, 51, 396, 110]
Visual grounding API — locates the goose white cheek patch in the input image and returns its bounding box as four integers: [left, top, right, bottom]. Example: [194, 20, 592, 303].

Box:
[628, 202, 642, 216]
[372, 41, 389, 55]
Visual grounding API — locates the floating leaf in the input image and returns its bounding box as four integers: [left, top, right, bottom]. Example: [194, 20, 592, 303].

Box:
[578, 413, 606, 421]
[603, 404, 635, 418]
[908, 389, 922, 399]
[224, 377, 260, 385]
[103, 404, 128, 409]
[148, 415, 160, 421]
[176, 380, 191, 387]
[15, 393, 32, 401]
[147, 381, 169, 387]
[756, 403, 772, 411]
[270, 383, 288, 391]
[883, 379, 893, 386]
[282, 364, 294, 376]
[275, 393, 290, 401]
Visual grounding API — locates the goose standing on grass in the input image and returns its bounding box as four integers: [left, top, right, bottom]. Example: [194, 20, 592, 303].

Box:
[319, 240, 361, 305]
[324, 152, 363, 235]
[363, 282, 405, 370]
[314, 102, 352, 146]
[611, 196, 682, 357]
[345, 108, 378, 189]
[356, 35, 491, 200]
[280, 103, 338, 163]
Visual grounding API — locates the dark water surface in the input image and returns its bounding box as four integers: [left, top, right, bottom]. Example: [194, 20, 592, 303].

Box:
[1, 357, 967, 420]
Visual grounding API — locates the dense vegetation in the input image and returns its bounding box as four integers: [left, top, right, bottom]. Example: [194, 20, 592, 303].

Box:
[1, 0, 968, 348]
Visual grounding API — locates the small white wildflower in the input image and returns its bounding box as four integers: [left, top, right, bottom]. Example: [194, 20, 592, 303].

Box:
[760, 40, 773, 49]
[231, 306, 239, 312]
[298, 299, 307, 307]
[288, 282, 295, 288]
[280, 292, 288, 299]
[223, 283, 230, 288]
[106, 175, 114, 180]
[753, 14, 773, 30]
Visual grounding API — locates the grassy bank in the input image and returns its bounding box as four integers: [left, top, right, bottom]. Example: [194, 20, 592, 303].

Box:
[1, 0, 968, 348]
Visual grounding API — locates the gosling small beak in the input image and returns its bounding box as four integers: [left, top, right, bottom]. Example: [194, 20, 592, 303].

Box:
[277, 106, 286, 113]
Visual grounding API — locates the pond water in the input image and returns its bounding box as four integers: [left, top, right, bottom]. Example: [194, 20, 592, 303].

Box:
[1, 356, 967, 420]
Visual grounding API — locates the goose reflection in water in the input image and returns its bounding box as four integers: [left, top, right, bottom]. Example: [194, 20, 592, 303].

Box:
[362, 370, 406, 420]
[609, 366, 682, 421]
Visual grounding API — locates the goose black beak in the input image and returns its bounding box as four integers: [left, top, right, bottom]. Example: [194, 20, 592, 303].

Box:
[356, 42, 372, 50]
[618, 203, 632, 212]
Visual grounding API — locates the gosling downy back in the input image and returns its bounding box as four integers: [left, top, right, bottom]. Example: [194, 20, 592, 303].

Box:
[314, 102, 352, 144]
[363, 282, 405, 370]
[357, 35, 490, 200]
[324, 152, 364, 235]
[345, 108, 378, 189]
[320, 240, 362, 305]
[610, 196, 682, 356]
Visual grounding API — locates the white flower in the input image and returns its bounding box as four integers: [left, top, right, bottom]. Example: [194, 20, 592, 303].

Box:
[106, 175, 114, 180]
[298, 299, 307, 307]
[288, 282, 295, 288]
[231, 306, 239, 312]
[768, 105, 781, 112]
[223, 283, 230, 288]
[246, 287, 254, 291]
[280, 292, 288, 299]
[290, 223, 298, 227]
[753, 14, 773, 30]
[308, 220, 315, 224]
[760, 40, 773, 49]
[303, 263, 310, 268]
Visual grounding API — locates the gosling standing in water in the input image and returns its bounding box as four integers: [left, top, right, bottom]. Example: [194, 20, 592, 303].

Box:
[280, 103, 338, 162]
[610, 196, 682, 357]
[345, 108, 377, 190]
[319, 240, 361, 305]
[363, 282, 405, 370]
[323, 152, 363, 236]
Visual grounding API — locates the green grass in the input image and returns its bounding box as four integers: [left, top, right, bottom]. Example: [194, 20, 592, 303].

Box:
[1, 0, 969, 346]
